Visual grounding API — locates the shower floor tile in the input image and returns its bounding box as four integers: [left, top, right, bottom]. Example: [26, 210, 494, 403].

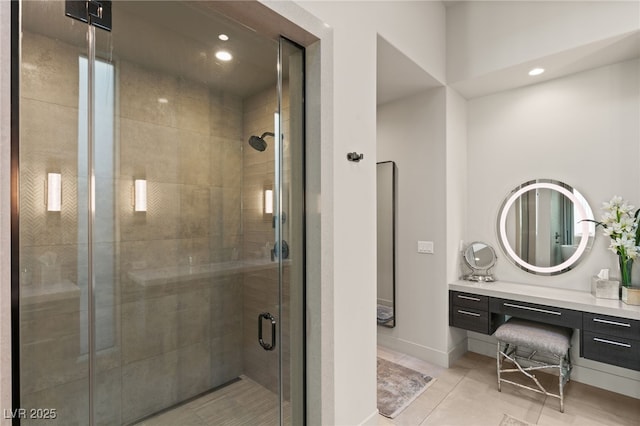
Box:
[134, 376, 289, 426]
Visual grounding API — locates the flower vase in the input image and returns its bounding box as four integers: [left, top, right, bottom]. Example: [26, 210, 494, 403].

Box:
[622, 286, 640, 305]
[619, 257, 640, 305]
[618, 257, 633, 288]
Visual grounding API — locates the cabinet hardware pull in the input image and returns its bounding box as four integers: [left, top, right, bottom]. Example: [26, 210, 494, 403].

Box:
[593, 337, 631, 348]
[458, 295, 480, 301]
[503, 303, 561, 316]
[457, 310, 481, 317]
[593, 318, 631, 328]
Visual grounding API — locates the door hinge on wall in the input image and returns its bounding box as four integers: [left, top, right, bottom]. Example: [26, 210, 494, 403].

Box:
[65, 0, 112, 32]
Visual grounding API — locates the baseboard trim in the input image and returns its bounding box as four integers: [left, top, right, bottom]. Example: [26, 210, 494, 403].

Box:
[447, 337, 468, 368]
[377, 334, 449, 367]
[359, 409, 379, 426]
[571, 365, 640, 399]
[467, 333, 640, 399]
[467, 332, 496, 356]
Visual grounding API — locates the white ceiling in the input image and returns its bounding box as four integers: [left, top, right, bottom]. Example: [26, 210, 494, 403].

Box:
[22, 1, 281, 98]
[24, 1, 639, 103]
[377, 27, 639, 103]
[450, 30, 640, 99]
[378, 2, 639, 101]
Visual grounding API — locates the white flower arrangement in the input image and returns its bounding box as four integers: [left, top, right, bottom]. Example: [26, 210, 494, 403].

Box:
[590, 196, 640, 287]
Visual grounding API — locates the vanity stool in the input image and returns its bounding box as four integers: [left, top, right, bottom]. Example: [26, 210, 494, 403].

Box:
[494, 317, 573, 412]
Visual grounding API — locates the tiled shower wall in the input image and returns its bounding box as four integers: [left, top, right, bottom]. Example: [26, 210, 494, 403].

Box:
[19, 31, 246, 424]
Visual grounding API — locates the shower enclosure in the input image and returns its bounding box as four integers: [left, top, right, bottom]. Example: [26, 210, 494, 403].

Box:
[13, 1, 305, 424]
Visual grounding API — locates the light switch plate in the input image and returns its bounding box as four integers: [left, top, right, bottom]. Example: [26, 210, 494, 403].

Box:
[418, 241, 434, 254]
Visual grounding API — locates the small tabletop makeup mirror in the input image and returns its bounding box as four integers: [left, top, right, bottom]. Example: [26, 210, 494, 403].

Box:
[462, 241, 497, 282]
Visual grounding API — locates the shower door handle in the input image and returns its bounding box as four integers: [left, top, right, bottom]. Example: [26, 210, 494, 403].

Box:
[258, 312, 276, 351]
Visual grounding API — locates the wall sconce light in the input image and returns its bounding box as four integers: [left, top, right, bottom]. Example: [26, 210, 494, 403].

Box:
[47, 172, 62, 212]
[134, 179, 147, 212]
[264, 189, 273, 215]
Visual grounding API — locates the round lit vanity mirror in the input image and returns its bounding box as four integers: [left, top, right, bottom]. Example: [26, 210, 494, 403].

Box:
[497, 179, 595, 275]
[463, 242, 497, 282]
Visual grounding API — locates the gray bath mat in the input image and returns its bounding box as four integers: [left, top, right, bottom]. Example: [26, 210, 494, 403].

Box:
[377, 357, 433, 418]
[377, 304, 394, 324]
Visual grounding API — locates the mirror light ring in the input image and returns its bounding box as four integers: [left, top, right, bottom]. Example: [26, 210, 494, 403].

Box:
[498, 180, 592, 275]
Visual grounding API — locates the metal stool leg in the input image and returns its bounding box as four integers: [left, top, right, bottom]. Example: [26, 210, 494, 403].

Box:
[497, 341, 502, 392]
[558, 352, 571, 413]
[559, 356, 564, 413]
[494, 319, 572, 413]
[496, 342, 571, 413]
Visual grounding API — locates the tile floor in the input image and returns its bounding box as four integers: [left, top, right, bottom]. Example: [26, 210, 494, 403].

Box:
[377, 347, 640, 426]
[135, 376, 290, 425]
[135, 346, 639, 425]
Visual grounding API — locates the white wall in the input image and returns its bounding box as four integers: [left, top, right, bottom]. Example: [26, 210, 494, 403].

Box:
[467, 59, 640, 290]
[287, 2, 446, 424]
[444, 87, 468, 355]
[264, 0, 640, 408]
[447, 0, 640, 401]
[376, 86, 469, 367]
[447, 0, 640, 84]
[444, 88, 467, 284]
[377, 88, 449, 366]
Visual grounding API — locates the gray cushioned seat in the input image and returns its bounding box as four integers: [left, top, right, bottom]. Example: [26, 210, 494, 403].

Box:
[494, 317, 572, 357]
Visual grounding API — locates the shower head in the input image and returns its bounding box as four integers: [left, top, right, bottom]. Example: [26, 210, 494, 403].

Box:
[248, 132, 274, 152]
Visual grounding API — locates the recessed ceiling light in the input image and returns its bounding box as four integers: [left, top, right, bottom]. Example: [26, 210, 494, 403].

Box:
[218, 34, 229, 41]
[528, 68, 545, 76]
[158, 98, 168, 104]
[215, 50, 233, 62]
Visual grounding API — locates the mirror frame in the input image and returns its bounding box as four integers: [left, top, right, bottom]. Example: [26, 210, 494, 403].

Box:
[376, 161, 396, 327]
[497, 179, 594, 275]
[462, 241, 497, 282]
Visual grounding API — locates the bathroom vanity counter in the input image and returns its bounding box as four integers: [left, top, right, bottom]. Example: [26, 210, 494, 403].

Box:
[450, 280, 640, 371]
[450, 280, 640, 321]
[128, 259, 282, 286]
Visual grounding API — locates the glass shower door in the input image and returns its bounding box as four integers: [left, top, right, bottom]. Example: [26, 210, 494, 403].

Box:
[96, 2, 282, 423]
[17, 1, 305, 425]
[277, 37, 306, 426]
[18, 1, 92, 423]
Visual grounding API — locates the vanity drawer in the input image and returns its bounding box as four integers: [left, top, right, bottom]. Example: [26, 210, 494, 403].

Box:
[449, 291, 492, 334]
[450, 291, 489, 310]
[490, 298, 582, 329]
[582, 331, 640, 371]
[451, 307, 490, 334]
[583, 313, 640, 341]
